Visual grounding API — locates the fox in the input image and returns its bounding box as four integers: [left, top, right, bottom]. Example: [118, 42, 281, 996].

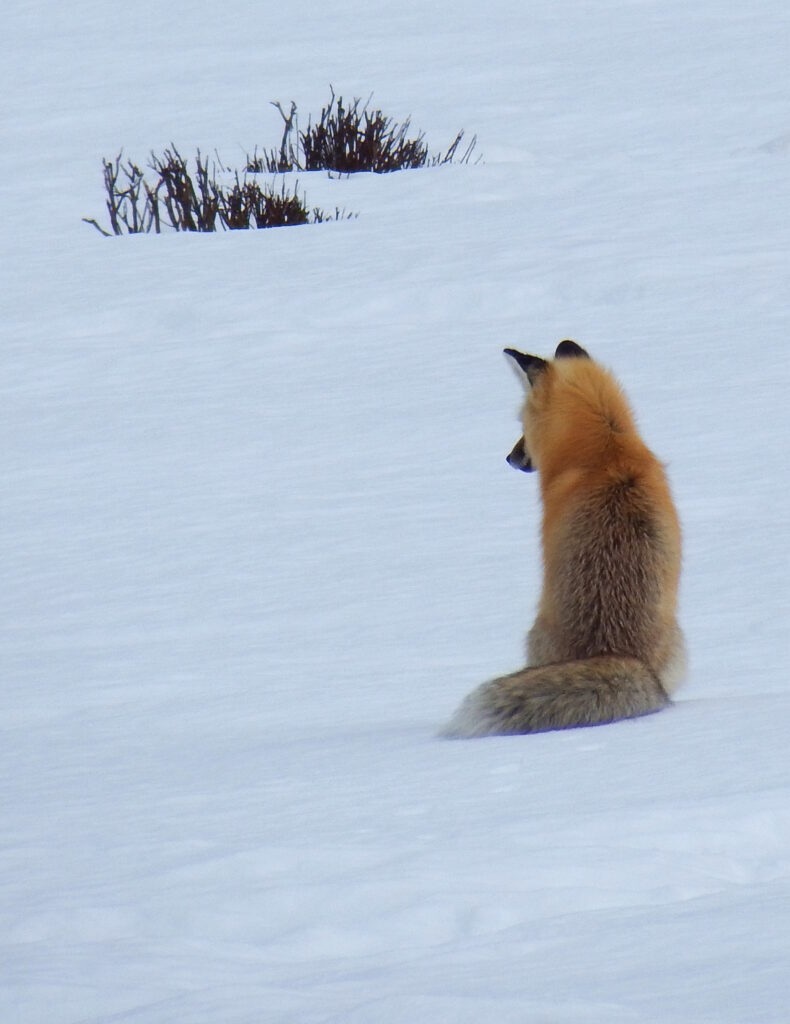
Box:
[442, 339, 685, 737]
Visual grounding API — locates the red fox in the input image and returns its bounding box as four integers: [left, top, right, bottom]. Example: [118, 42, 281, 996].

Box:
[443, 340, 685, 737]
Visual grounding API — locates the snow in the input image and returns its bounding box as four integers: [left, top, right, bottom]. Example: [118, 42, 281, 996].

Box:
[2, 0, 790, 1021]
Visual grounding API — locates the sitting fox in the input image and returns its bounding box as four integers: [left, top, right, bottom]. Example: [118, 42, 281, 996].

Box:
[443, 340, 685, 737]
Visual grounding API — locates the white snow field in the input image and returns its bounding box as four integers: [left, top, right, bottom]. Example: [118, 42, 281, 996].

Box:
[3, 0, 790, 1021]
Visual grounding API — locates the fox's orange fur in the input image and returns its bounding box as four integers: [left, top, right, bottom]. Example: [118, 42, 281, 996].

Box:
[442, 340, 685, 737]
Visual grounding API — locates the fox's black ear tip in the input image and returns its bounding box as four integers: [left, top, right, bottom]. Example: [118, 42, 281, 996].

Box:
[504, 348, 550, 384]
[555, 339, 590, 360]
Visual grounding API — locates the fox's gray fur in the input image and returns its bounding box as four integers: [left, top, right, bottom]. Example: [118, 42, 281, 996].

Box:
[442, 341, 685, 738]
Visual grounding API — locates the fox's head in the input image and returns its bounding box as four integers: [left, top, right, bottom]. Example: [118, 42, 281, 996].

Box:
[504, 339, 590, 472]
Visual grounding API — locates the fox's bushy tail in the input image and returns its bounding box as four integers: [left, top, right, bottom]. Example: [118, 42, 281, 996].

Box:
[441, 656, 669, 738]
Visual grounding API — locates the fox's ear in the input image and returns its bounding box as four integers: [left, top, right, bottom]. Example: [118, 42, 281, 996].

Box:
[504, 348, 549, 387]
[554, 339, 590, 360]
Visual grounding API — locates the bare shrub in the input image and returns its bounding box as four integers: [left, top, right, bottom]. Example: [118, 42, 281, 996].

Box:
[84, 148, 349, 236]
[246, 90, 478, 174]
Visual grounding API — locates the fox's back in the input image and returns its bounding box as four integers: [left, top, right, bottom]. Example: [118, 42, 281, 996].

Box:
[543, 462, 679, 664]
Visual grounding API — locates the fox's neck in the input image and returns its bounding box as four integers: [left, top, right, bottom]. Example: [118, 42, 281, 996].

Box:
[538, 404, 640, 486]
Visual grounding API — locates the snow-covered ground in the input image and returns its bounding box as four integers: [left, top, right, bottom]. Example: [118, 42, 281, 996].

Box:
[2, 1, 790, 1021]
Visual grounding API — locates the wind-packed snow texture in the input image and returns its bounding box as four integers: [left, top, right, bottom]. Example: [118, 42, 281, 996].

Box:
[2, 1, 790, 1021]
